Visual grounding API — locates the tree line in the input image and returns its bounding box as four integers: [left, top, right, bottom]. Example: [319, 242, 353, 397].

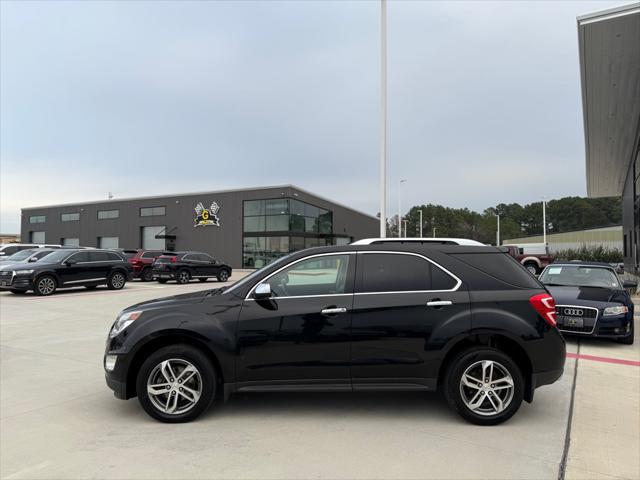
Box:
[385, 196, 621, 245]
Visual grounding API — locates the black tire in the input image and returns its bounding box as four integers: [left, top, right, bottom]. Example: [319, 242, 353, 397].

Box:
[443, 347, 524, 426]
[157, 279, 168, 284]
[34, 275, 57, 296]
[619, 322, 634, 345]
[523, 262, 540, 275]
[10, 289, 27, 294]
[136, 344, 216, 423]
[217, 269, 230, 282]
[198, 278, 208, 282]
[176, 269, 190, 285]
[107, 271, 127, 290]
[85, 285, 98, 290]
[140, 268, 154, 282]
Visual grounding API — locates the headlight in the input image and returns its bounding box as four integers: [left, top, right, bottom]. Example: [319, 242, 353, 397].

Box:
[14, 269, 34, 275]
[603, 305, 628, 316]
[109, 310, 142, 337]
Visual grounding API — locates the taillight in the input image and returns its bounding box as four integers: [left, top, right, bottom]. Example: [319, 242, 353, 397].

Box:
[170, 256, 178, 263]
[529, 293, 557, 327]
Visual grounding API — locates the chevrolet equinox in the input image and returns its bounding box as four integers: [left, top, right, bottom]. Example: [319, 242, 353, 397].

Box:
[104, 244, 565, 425]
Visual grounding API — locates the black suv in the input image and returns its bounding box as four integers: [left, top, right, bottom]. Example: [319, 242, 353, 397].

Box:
[152, 251, 232, 284]
[104, 244, 565, 425]
[0, 249, 133, 295]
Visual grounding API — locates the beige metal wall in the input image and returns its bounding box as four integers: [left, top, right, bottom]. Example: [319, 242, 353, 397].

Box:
[503, 226, 622, 252]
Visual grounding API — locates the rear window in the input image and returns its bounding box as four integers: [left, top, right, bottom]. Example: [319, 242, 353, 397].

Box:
[451, 252, 541, 289]
[156, 256, 176, 264]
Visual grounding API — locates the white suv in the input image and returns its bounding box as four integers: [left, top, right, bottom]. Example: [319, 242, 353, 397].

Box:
[0, 244, 62, 257]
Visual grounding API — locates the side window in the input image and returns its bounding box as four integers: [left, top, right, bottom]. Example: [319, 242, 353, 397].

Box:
[432, 265, 458, 290]
[107, 252, 123, 262]
[34, 251, 51, 260]
[263, 254, 351, 297]
[201, 253, 215, 263]
[89, 251, 110, 262]
[360, 253, 430, 292]
[69, 252, 90, 263]
[3, 246, 19, 255]
[141, 252, 156, 259]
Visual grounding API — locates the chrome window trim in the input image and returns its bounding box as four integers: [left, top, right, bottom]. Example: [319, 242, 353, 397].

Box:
[243, 250, 462, 300]
[555, 304, 599, 335]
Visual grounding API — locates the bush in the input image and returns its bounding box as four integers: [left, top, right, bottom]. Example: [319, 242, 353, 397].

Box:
[553, 245, 623, 263]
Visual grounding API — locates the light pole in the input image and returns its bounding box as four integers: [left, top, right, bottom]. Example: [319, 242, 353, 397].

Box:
[379, 0, 387, 238]
[419, 209, 423, 237]
[496, 213, 501, 246]
[542, 199, 547, 247]
[398, 179, 406, 237]
[403, 219, 408, 237]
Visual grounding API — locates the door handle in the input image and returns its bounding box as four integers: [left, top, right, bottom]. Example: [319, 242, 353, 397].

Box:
[426, 300, 453, 307]
[321, 307, 347, 315]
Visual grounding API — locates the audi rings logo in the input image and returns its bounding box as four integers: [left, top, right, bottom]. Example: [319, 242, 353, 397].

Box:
[563, 308, 584, 316]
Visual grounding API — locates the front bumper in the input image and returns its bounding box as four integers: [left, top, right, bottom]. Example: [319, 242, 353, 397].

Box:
[0, 275, 33, 291]
[558, 312, 633, 339]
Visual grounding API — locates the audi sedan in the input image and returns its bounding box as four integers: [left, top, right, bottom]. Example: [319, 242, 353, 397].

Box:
[539, 261, 635, 344]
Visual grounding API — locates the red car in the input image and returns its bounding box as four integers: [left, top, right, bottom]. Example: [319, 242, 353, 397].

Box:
[125, 250, 174, 282]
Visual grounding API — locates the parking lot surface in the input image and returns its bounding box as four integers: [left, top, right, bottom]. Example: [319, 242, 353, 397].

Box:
[1, 278, 638, 479]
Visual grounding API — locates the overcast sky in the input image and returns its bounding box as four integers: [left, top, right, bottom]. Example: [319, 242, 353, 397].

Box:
[0, 0, 629, 233]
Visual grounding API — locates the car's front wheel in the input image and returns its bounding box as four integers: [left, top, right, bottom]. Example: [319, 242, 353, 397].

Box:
[34, 275, 57, 296]
[136, 344, 216, 423]
[444, 347, 524, 426]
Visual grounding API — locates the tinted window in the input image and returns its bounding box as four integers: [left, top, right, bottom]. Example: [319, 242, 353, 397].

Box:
[432, 265, 458, 290]
[265, 254, 351, 297]
[34, 251, 53, 260]
[452, 253, 541, 289]
[89, 251, 110, 262]
[2, 246, 19, 255]
[6, 249, 36, 261]
[68, 251, 90, 263]
[107, 252, 123, 261]
[360, 253, 430, 292]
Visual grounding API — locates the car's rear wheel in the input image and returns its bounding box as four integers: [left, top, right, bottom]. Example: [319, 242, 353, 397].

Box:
[34, 275, 57, 296]
[176, 269, 190, 284]
[140, 268, 154, 282]
[444, 347, 524, 426]
[523, 262, 539, 275]
[136, 344, 216, 423]
[217, 269, 230, 282]
[107, 271, 126, 290]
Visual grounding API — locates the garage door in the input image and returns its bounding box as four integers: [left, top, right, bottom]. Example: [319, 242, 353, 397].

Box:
[141, 226, 166, 250]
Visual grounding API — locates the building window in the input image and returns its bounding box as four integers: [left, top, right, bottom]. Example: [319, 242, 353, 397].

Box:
[61, 238, 80, 247]
[141, 226, 166, 249]
[29, 215, 46, 224]
[98, 209, 119, 220]
[61, 212, 80, 222]
[98, 236, 119, 249]
[30, 231, 45, 243]
[140, 206, 166, 217]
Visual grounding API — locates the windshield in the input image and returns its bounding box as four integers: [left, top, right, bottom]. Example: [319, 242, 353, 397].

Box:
[6, 249, 38, 261]
[225, 253, 294, 295]
[540, 265, 621, 289]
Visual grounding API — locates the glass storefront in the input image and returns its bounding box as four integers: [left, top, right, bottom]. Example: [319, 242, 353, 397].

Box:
[242, 198, 345, 268]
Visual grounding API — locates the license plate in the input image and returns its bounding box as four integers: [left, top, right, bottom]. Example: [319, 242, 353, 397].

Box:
[560, 316, 584, 328]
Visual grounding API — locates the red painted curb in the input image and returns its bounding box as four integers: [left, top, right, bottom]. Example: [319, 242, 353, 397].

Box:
[566, 352, 640, 367]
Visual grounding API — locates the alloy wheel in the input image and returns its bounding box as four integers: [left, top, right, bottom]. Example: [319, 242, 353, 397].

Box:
[37, 277, 56, 295]
[146, 359, 203, 415]
[219, 271, 228, 282]
[459, 360, 514, 417]
[178, 271, 190, 284]
[111, 273, 125, 289]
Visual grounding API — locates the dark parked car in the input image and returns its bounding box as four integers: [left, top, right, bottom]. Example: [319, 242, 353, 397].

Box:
[125, 249, 174, 282]
[0, 248, 133, 295]
[104, 244, 565, 425]
[539, 261, 635, 344]
[152, 252, 231, 284]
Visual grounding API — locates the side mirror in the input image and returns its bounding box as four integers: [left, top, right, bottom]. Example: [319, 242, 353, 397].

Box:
[254, 283, 272, 299]
[623, 280, 637, 289]
[28, 257, 38, 263]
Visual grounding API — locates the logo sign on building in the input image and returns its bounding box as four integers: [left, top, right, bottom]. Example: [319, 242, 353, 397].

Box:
[194, 201, 221, 228]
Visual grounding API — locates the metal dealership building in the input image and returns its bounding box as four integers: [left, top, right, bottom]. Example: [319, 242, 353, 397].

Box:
[20, 185, 378, 268]
[578, 3, 640, 276]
